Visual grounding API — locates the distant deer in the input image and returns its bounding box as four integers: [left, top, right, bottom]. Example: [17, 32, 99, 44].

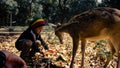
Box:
[53, 7, 120, 68]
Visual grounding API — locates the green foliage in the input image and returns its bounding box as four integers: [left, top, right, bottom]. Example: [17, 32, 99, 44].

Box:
[1, 0, 120, 26]
[98, 0, 120, 9]
[42, 0, 97, 24]
[0, 0, 18, 25]
[0, 0, 18, 14]
[69, 0, 97, 20]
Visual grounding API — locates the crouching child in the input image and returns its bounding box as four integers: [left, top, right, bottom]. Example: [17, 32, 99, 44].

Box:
[15, 16, 49, 62]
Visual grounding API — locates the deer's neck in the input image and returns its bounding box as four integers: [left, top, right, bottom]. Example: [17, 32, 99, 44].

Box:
[57, 25, 70, 33]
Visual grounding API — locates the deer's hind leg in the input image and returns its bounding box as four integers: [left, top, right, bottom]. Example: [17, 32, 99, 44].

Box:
[104, 39, 115, 68]
[109, 34, 120, 68]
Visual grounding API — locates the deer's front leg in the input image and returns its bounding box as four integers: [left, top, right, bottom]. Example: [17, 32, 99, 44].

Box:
[70, 37, 79, 68]
[81, 39, 86, 68]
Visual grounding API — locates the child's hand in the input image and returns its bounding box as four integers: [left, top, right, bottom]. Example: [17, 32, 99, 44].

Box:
[36, 40, 49, 50]
[35, 40, 41, 46]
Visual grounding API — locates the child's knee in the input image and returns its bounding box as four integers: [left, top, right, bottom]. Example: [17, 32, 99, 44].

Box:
[25, 40, 33, 47]
[16, 39, 33, 51]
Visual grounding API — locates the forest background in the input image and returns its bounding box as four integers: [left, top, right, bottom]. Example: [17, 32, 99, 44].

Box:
[0, 0, 120, 26]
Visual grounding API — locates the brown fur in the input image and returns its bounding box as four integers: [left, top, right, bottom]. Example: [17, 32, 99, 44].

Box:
[54, 7, 120, 68]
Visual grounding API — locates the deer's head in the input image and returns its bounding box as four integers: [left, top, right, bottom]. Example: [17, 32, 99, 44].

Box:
[51, 23, 64, 44]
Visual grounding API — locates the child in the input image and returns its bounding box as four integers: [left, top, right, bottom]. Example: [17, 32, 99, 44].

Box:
[15, 16, 49, 62]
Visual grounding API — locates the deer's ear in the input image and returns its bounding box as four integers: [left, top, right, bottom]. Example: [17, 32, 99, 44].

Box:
[49, 23, 62, 29]
[49, 23, 57, 28]
[57, 23, 61, 26]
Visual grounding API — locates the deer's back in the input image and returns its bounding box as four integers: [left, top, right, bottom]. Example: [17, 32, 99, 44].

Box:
[62, 7, 120, 40]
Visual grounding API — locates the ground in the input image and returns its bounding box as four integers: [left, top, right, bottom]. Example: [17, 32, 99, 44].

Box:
[0, 26, 117, 68]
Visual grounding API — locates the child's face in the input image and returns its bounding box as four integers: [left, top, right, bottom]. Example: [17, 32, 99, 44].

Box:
[35, 26, 43, 34]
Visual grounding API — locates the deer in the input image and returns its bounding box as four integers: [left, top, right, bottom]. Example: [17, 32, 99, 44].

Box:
[53, 7, 120, 68]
